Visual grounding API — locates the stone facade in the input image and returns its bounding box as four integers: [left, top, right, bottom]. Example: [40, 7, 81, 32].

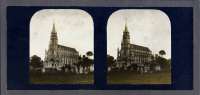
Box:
[43, 23, 79, 72]
[116, 23, 152, 72]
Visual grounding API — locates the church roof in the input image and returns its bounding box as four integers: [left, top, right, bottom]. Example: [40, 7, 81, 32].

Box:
[130, 44, 151, 52]
[58, 44, 78, 53]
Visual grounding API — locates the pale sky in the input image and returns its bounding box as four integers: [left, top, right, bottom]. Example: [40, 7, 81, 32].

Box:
[30, 9, 94, 60]
[107, 9, 171, 59]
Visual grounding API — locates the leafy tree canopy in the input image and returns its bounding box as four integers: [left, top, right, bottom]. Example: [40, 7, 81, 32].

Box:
[159, 50, 166, 56]
[30, 55, 43, 68]
[86, 51, 93, 57]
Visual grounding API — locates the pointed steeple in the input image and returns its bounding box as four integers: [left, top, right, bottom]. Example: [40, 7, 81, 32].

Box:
[121, 18, 130, 49]
[52, 21, 56, 33]
[124, 18, 128, 32]
[50, 21, 57, 40]
[120, 18, 130, 58]
[49, 20, 58, 50]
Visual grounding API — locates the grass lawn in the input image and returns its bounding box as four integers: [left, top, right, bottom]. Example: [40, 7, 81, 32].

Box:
[107, 71, 171, 84]
[30, 72, 93, 84]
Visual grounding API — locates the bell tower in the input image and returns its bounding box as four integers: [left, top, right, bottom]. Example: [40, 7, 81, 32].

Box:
[49, 22, 58, 55]
[121, 22, 130, 57]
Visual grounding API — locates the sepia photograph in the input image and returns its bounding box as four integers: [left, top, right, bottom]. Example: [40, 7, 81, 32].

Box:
[107, 9, 171, 84]
[5, 4, 194, 92]
[29, 9, 94, 84]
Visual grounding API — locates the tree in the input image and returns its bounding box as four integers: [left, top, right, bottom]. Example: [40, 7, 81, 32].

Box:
[157, 56, 169, 70]
[78, 54, 94, 74]
[86, 51, 94, 72]
[107, 55, 115, 68]
[30, 55, 43, 69]
[76, 56, 83, 73]
[159, 50, 166, 57]
[80, 55, 87, 73]
[86, 51, 93, 59]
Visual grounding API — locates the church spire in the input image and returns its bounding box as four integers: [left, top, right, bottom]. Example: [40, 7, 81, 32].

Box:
[121, 18, 130, 58]
[52, 21, 56, 33]
[124, 17, 129, 33]
[49, 21, 58, 50]
[50, 21, 57, 40]
[121, 18, 130, 48]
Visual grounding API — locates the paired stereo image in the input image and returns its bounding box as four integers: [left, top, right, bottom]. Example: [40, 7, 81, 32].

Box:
[107, 9, 171, 84]
[29, 9, 171, 84]
[30, 9, 94, 84]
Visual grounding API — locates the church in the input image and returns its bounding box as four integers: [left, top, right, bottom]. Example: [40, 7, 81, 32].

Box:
[116, 23, 152, 72]
[42, 23, 79, 72]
